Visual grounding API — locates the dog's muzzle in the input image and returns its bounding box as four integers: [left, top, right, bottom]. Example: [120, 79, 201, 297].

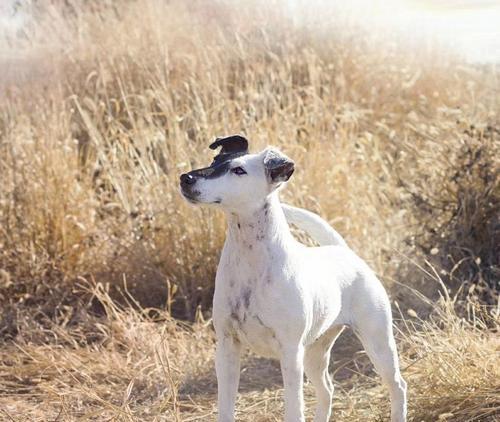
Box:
[179, 154, 233, 203]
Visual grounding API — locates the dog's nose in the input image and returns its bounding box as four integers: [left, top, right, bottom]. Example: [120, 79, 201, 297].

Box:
[180, 173, 196, 186]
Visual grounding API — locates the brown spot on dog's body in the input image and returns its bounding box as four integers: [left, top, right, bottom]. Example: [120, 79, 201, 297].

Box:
[229, 297, 241, 320]
[263, 202, 270, 217]
[242, 287, 252, 309]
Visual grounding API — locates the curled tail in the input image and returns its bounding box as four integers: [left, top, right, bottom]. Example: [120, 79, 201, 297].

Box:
[281, 204, 348, 247]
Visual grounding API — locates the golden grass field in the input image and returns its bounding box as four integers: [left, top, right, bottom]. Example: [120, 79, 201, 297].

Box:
[0, 1, 499, 420]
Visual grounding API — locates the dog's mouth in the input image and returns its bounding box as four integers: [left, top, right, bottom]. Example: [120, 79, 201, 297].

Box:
[180, 188, 201, 204]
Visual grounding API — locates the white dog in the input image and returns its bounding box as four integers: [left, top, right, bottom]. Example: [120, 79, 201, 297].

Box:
[180, 135, 407, 422]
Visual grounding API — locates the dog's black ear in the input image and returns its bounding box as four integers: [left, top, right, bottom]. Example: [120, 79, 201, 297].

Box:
[209, 135, 249, 156]
[263, 148, 295, 183]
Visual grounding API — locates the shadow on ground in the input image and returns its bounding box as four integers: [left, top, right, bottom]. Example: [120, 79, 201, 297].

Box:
[179, 327, 375, 401]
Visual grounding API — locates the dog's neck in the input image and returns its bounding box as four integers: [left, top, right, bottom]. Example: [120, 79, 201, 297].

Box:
[226, 193, 294, 250]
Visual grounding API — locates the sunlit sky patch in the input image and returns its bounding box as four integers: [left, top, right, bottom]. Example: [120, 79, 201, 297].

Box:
[1, 0, 500, 64]
[386, 0, 500, 63]
[289, 0, 500, 63]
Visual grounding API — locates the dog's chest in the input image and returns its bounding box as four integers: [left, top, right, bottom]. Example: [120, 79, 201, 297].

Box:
[226, 288, 281, 357]
[217, 264, 282, 357]
[215, 231, 293, 357]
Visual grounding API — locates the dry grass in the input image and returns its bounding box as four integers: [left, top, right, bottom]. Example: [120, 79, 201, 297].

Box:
[0, 0, 499, 420]
[0, 283, 498, 421]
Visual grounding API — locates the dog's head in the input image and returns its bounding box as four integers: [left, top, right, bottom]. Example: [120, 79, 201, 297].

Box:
[179, 135, 294, 213]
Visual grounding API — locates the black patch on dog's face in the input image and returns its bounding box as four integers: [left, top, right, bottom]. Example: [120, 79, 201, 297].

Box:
[187, 159, 231, 180]
[183, 135, 249, 182]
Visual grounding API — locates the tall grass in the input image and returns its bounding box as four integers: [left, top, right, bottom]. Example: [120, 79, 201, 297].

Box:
[1, 0, 497, 319]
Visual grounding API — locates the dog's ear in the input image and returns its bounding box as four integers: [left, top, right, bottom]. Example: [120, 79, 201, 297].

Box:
[263, 148, 295, 183]
[210, 135, 249, 156]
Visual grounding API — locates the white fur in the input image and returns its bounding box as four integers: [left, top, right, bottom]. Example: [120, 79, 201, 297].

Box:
[281, 203, 348, 247]
[182, 147, 407, 422]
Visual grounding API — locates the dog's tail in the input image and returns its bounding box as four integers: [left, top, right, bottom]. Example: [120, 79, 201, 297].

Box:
[281, 204, 348, 247]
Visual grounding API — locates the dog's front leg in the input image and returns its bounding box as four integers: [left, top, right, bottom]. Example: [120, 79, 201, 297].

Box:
[216, 335, 242, 422]
[280, 345, 305, 422]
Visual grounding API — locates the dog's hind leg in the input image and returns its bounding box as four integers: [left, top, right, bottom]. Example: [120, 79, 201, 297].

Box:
[304, 325, 344, 422]
[353, 307, 407, 422]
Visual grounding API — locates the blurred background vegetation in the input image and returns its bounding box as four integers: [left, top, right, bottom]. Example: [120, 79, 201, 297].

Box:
[0, 0, 497, 320]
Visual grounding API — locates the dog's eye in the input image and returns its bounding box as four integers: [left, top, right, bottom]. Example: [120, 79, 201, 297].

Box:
[231, 167, 247, 175]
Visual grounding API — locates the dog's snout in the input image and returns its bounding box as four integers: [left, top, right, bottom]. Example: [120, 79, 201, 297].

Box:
[180, 173, 196, 186]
